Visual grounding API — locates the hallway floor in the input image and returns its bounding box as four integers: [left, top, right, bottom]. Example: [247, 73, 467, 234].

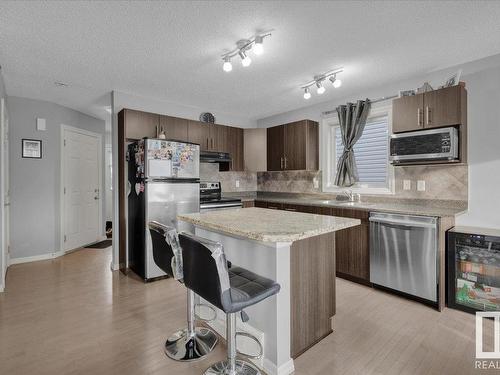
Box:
[0, 248, 492, 375]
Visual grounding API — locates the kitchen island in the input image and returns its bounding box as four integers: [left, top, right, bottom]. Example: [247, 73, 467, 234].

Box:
[178, 207, 360, 375]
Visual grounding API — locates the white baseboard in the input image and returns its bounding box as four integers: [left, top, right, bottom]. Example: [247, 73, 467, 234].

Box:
[9, 251, 64, 265]
[263, 358, 295, 375]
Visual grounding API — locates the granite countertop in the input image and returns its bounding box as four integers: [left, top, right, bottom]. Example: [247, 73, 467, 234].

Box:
[178, 207, 360, 242]
[224, 192, 466, 217]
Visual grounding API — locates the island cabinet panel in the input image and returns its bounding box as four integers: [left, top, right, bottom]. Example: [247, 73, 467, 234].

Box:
[159, 115, 188, 141]
[290, 232, 336, 358]
[123, 109, 159, 140]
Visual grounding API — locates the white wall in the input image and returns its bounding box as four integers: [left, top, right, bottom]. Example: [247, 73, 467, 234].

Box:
[258, 55, 500, 230]
[0, 71, 7, 291]
[8, 97, 106, 261]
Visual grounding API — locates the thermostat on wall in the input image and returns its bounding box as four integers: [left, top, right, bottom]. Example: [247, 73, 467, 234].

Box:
[36, 118, 46, 131]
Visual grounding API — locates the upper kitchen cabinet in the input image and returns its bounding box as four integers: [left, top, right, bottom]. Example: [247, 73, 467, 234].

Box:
[187, 120, 210, 150]
[122, 109, 159, 140]
[392, 85, 467, 133]
[159, 115, 188, 142]
[392, 93, 424, 133]
[226, 126, 244, 171]
[266, 120, 319, 171]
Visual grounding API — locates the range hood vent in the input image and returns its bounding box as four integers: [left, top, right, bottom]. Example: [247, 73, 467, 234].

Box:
[200, 151, 232, 163]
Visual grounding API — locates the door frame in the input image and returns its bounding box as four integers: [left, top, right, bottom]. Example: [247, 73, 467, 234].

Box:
[60, 124, 104, 253]
[0, 97, 9, 292]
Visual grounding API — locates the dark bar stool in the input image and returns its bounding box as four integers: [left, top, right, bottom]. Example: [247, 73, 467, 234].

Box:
[149, 221, 218, 361]
[179, 232, 281, 375]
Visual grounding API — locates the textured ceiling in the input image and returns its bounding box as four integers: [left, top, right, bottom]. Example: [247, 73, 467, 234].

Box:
[1, 1, 500, 122]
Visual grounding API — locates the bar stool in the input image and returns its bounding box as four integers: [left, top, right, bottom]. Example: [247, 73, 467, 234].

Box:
[179, 232, 281, 375]
[149, 221, 218, 361]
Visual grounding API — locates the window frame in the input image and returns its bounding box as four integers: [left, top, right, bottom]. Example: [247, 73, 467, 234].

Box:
[320, 103, 394, 195]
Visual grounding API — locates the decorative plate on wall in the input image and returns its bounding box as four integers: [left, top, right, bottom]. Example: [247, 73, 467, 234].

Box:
[199, 112, 215, 124]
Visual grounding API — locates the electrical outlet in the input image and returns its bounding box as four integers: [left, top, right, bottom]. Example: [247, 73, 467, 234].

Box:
[235, 180, 240, 188]
[403, 180, 411, 190]
[417, 180, 426, 191]
[36, 118, 46, 131]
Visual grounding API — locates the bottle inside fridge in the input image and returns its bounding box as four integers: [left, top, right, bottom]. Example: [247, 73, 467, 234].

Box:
[448, 227, 500, 313]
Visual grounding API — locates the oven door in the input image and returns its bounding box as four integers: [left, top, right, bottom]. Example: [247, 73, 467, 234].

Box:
[390, 127, 459, 164]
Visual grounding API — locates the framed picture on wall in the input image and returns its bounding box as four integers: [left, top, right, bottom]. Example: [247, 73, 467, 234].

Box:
[22, 139, 42, 159]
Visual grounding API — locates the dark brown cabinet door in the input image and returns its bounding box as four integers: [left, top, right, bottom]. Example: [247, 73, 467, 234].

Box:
[159, 115, 188, 141]
[187, 120, 210, 150]
[227, 126, 244, 171]
[284, 121, 307, 170]
[210, 124, 227, 152]
[267, 125, 285, 171]
[392, 94, 424, 133]
[124, 109, 159, 140]
[423, 85, 463, 129]
[254, 200, 268, 208]
[335, 223, 370, 281]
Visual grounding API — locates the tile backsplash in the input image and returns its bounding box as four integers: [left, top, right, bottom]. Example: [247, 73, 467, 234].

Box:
[200, 163, 257, 192]
[201, 162, 467, 202]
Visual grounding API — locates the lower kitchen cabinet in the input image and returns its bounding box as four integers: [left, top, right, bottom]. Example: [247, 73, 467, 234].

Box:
[256, 200, 371, 284]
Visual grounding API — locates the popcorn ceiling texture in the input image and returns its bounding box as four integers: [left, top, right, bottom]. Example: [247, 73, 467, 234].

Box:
[201, 163, 467, 202]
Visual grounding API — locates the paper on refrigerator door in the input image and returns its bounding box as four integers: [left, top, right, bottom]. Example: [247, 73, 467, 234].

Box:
[148, 159, 172, 178]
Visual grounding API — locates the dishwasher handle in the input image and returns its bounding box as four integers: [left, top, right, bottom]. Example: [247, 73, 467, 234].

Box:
[369, 216, 437, 229]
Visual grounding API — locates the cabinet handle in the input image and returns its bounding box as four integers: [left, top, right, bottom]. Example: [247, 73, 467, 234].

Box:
[285, 208, 296, 212]
[206, 138, 209, 149]
[417, 108, 421, 127]
[284, 157, 288, 169]
[280, 157, 284, 169]
[211, 138, 213, 149]
[426, 106, 431, 125]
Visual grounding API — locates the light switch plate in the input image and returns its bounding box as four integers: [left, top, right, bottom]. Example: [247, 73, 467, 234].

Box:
[36, 118, 46, 131]
[403, 180, 411, 190]
[417, 180, 426, 191]
[313, 178, 319, 189]
[235, 180, 240, 188]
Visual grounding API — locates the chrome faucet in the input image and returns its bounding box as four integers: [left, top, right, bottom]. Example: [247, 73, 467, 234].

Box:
[339, 190, 360, 202]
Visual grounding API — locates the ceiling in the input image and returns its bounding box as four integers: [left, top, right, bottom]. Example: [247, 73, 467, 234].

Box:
[1, 1, 500, 123]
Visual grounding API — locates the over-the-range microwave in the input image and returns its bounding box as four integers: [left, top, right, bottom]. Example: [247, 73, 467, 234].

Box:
[389, 127, 459, 165]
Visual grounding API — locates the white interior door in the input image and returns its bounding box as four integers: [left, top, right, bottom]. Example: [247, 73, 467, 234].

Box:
[63, 127, 102, 251]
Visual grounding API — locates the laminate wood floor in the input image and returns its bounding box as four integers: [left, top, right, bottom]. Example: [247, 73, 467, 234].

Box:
[0, 248, 494, 375]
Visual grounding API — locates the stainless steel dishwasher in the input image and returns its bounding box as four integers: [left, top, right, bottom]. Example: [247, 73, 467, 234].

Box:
[369, 212, 439, 302]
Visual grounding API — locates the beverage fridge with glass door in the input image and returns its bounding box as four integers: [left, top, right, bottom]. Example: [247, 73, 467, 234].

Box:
[447, 227, 500, 313]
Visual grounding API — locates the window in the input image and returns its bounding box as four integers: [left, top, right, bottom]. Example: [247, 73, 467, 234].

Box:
[321, 104, 393, 194]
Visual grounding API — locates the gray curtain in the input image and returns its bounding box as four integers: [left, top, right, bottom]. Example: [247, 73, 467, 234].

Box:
[334, 99, 371, 187]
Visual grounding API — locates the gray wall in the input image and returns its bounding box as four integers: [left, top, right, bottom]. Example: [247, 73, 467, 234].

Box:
[8, 96, 106, 260]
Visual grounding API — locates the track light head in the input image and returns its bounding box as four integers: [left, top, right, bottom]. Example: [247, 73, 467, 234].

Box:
[239, 50, 252, 67]
[316, 81, 325, 95]
[222, 56, 232, 72]
[303, 88, 311, 100]
[329, 74, 342, 88]
[253, 35, 264, 55]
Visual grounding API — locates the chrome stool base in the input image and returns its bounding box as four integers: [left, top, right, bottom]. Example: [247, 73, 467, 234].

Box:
[203, 359, 261, 375]
[165, 327, 218, 362]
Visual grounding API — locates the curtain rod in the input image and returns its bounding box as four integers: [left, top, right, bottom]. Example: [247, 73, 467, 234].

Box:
[321, 94, 398, 116]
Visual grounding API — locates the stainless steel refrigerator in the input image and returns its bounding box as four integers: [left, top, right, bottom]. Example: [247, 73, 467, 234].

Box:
[128, 138, 200, 281]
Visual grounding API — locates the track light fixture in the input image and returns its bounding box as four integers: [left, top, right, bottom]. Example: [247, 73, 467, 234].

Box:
[300, 68, 343, 99]
[223, 56, 232, 72]
[303, 87, 311, 100]
[221, 30, 273, 72]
